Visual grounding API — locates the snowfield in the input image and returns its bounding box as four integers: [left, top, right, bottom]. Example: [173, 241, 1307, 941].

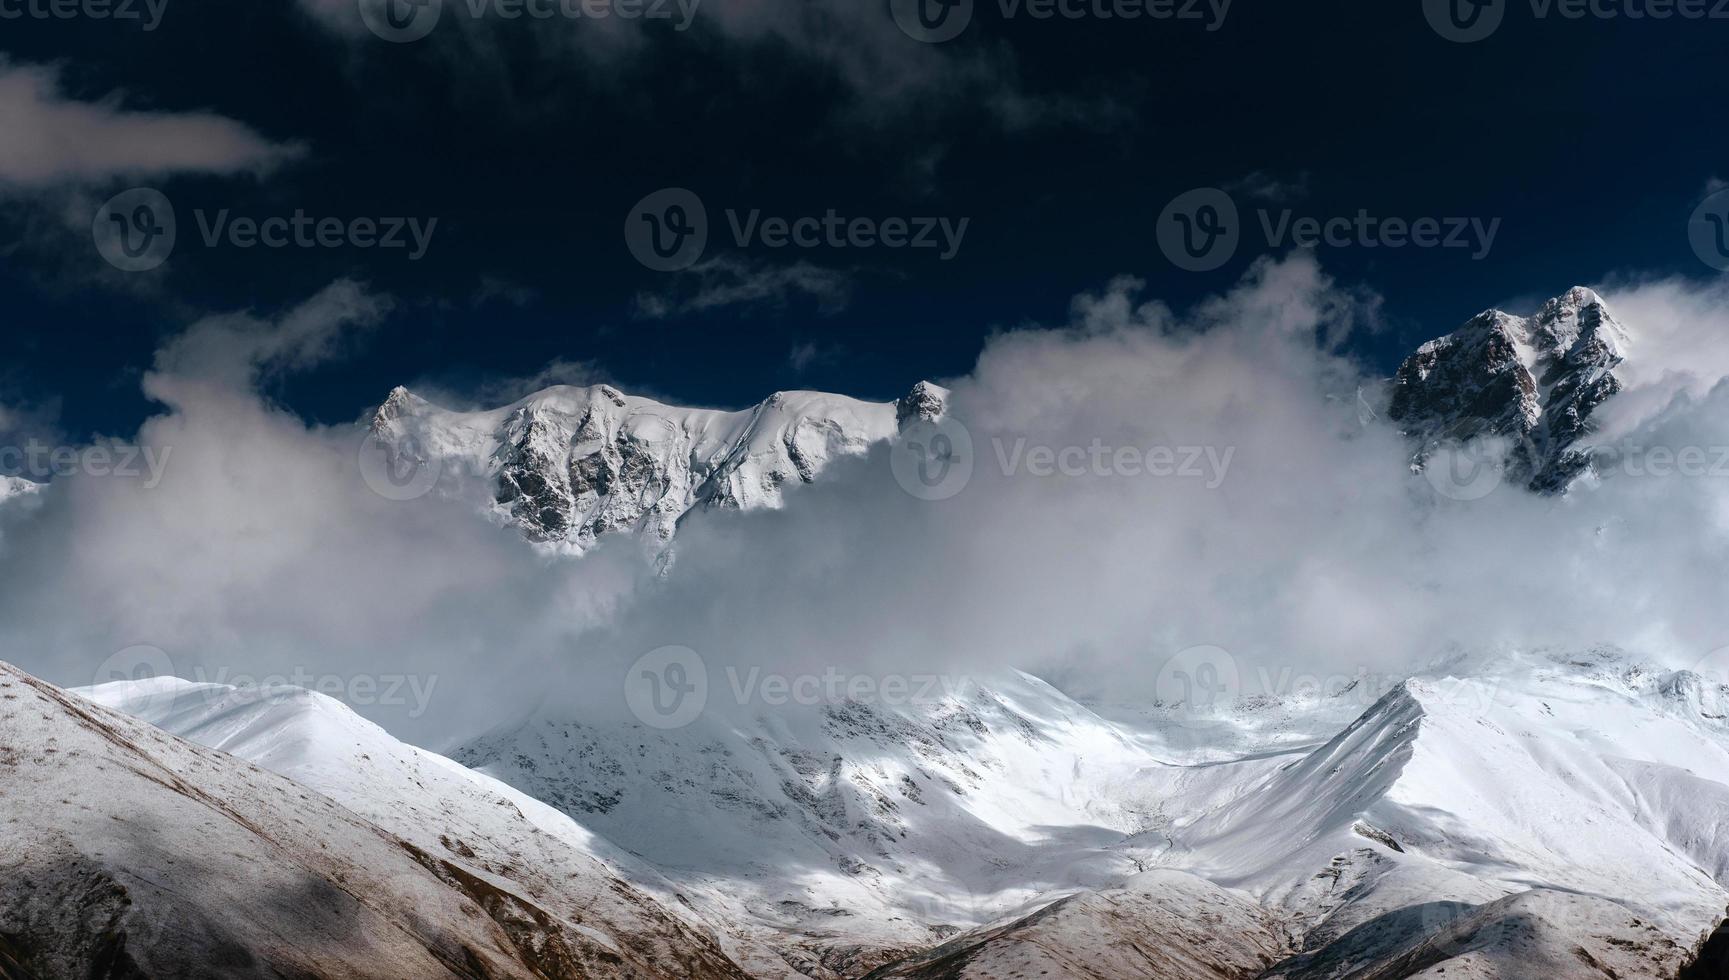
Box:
[52, 644, 1729, 979]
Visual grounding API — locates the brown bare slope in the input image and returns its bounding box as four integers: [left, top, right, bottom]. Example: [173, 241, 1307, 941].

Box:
[0, 662, 750, 980]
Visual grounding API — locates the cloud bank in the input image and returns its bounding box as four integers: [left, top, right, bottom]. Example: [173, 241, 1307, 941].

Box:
[3, 254, 1728, 745]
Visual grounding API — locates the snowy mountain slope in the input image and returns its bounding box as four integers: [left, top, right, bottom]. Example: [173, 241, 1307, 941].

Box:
[1125, 648, 1729, 978]
[0, 661, 749, 980]
[73, 676, 759, 980]
[853, 647, 1729, 979]
[63, 649, 1729, 979]
[1388, 286, 1631, 492]
[450, 649, 1729, 978]
[368, 380, 947, 552]
[863, 869, 1288, 980]
[452, 669, 1172, 977]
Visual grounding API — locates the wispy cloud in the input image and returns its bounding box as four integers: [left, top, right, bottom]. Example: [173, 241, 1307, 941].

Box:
[1224, 170, 1311, 204]
[0, 60, 303, 190]
[788, 340, 845, 374]
[633, 255, 853, 319]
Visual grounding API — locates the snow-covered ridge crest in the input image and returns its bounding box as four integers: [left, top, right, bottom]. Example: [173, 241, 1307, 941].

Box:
[0, 474, 41, 504]
[368, 379, 948, 552]
[67, 672, 761, 979]
[1388, 285, 1631, 493]
[4, 661, 753, 980]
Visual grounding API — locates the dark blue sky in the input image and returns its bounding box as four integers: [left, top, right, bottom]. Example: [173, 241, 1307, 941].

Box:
[1, 0, 1723, 439]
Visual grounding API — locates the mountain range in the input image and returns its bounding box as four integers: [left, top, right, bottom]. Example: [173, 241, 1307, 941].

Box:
[5, 288, 1727, 978]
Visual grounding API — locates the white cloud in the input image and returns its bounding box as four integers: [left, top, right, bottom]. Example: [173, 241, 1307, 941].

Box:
[6, 257, 1729, 746]
[0, 60, 302, 189]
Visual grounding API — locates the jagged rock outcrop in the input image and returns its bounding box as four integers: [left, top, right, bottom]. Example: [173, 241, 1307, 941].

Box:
[1388, 286, 1629, 493]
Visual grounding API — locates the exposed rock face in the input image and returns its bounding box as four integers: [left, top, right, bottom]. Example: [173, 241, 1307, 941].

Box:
[369, 381, 947, 552]
[1388, 286, 1629, 493]
[894, 381, 949, 427]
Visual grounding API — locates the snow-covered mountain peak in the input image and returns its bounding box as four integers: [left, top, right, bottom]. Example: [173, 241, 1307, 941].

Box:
[894, 380, 949, 426]
[368, 380, 938, 551]
[0, 474, 41, 503]
[1389, 286, 1631, 493]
